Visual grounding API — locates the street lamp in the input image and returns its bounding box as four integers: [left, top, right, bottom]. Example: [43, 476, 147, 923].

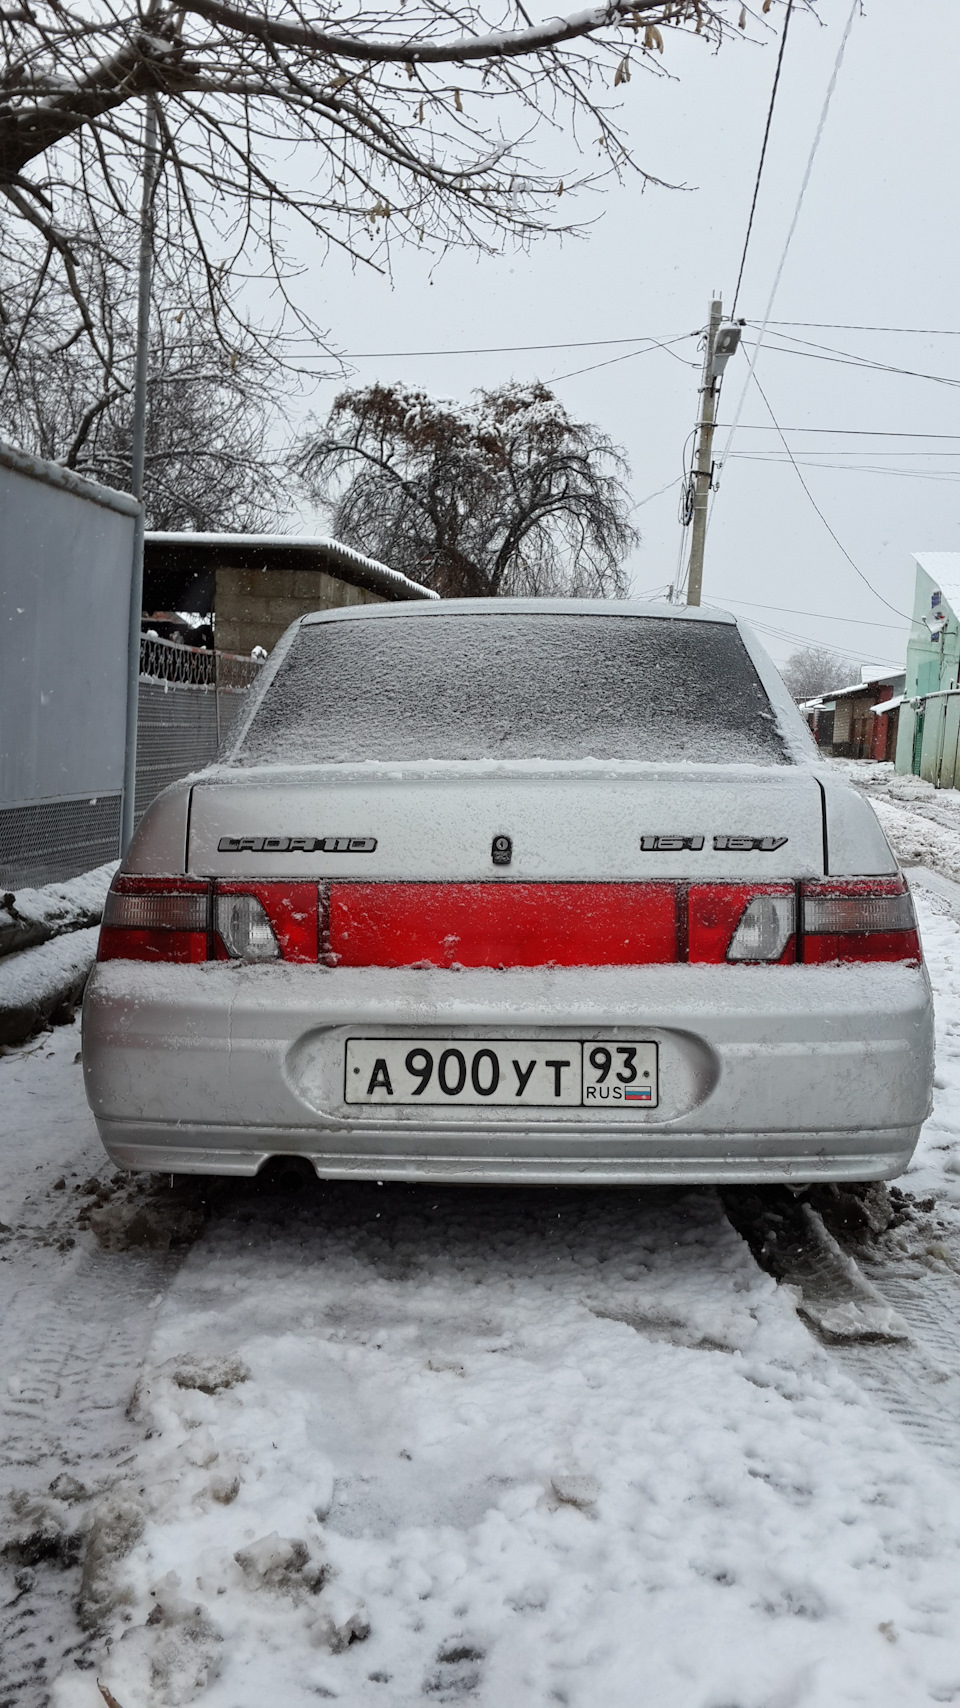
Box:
[710, 321, 743, 382]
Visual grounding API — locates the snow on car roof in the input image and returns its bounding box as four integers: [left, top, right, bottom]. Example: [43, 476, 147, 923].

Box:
[299, 597, 738, 626]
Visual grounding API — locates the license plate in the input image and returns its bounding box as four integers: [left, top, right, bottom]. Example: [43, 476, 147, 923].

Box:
[344, 1038, 658, 1108]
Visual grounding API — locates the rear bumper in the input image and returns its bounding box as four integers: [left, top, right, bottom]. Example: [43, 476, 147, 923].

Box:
[94, 1129, 920, 1186]
[82, 960, 934, 1185]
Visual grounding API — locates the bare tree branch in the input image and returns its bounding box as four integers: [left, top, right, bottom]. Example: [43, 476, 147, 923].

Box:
[179, 0, 689, 69]
[0, 0, 797, 458]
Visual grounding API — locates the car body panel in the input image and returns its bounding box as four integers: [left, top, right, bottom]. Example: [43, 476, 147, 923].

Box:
[83, 958, 933, 1183]
[184, 764, 829, 883]
[814, 770, 900, 875]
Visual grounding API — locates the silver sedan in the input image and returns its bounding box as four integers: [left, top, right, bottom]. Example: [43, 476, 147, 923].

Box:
[82, 599, 933, 1184]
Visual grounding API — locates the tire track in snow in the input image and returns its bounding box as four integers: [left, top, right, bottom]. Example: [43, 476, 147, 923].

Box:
[836, 1338, 960, 1466]
[844, 1248, 960, 1468]
[725, 1188, 960, 1473]
[0, 1253, 175, 1472]
[0, 1246, 180, 1708]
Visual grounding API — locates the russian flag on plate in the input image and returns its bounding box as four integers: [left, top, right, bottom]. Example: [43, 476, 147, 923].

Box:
[625, 1085, 653, 1101]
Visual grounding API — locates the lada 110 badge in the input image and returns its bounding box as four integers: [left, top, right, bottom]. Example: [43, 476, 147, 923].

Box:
[217, 835, 377, 853]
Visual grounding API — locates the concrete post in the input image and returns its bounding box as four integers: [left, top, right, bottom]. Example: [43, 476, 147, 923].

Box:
[685, 298, 723, 609]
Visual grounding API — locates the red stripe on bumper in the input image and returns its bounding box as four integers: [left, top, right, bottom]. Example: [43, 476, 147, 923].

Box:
[327, 882, 679, 969]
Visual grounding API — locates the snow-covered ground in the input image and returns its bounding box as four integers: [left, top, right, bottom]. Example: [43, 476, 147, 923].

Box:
[830, 759, 960, 886]
[0, 926, 101, 1045]
[5, 768, 960, 1708]
[0, 862, 116, 958]
[0, 860, 115, 1043]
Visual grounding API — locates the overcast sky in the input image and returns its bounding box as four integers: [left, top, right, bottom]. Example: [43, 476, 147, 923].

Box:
[276, 0, 960, 677]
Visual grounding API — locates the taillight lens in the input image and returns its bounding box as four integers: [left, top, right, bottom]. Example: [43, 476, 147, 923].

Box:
[727, 893, 796, 962]
[98, 877, 209, 963]
[214, 882, 318, 963]
[214, 893, 280, 961]
[688, 884, 795, 964]
[801, 877, 920, 964]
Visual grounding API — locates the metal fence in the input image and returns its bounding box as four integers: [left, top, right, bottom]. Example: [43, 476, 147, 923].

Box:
[1, 639, 263, 889]
[0, 439, 137, 892]
[0, 797, 123, 892]
[139, 634, 262, 694]
[134, 637, 262, 826]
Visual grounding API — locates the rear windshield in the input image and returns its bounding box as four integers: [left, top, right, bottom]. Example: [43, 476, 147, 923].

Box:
[232, 613, 789, 766]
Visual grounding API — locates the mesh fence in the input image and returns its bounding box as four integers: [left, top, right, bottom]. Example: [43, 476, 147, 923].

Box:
[134, 680, 220, 822]
[0, 796, 122, 891]
[134, 638, 264, 827]
[2, 640, 264, 890]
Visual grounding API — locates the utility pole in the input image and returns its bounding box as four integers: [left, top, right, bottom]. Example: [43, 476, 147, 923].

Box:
[685, 298, 722, 608]
[120, 96, 160, 857]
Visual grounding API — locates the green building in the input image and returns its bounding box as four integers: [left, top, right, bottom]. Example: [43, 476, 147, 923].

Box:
[896, 552, 960, 783]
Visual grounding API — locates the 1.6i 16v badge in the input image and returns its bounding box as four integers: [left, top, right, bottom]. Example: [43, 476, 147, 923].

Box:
[641, 834, 788, 852]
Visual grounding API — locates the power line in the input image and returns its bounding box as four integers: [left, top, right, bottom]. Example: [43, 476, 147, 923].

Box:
[716, 425, 960, 440]
[633, 476, 684, 510]
[716, 0, 860, 490]
[765, 321, 960, 336]
[731, 448, 960, 457]
[731, 0, 795, 317]
[749, 612, 901, 663]
[282, 323, 960, 361]
[547, 333, 698, 386]
[747, 331, 960, 390]
[714, 595, 909, 633]
[751, 373, 914, 623]
[288, 331, 694, 361]
[731, 454, 960, 483]
[632, 582, 673, 600]
[746, 616, 902, 668]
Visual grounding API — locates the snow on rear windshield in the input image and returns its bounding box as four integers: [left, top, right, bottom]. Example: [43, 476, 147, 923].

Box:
[233, 614, 790, 765]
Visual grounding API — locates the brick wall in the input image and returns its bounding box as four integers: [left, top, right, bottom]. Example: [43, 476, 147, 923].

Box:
[215, 565, 385, 655]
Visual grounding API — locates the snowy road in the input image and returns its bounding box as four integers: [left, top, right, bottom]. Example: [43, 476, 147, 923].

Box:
[4, 771, 960, 1707]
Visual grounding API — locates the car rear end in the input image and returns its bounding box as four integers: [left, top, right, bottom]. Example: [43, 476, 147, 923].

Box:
[82, 600, 934, 1184]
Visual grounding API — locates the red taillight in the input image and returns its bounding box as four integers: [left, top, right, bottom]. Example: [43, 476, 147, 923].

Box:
[97, 877, 209, 962]
[98, 878, 318, 963]
[96, 876, 921, 968]
[801, 877, 920, 964]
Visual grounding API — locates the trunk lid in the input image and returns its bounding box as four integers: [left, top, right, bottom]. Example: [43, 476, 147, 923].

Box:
[187, 762, 825, 881]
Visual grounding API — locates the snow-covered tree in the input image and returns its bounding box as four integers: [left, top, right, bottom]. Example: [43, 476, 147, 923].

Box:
[781, 645, 862, 702]
[295, 379, 637, 596]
